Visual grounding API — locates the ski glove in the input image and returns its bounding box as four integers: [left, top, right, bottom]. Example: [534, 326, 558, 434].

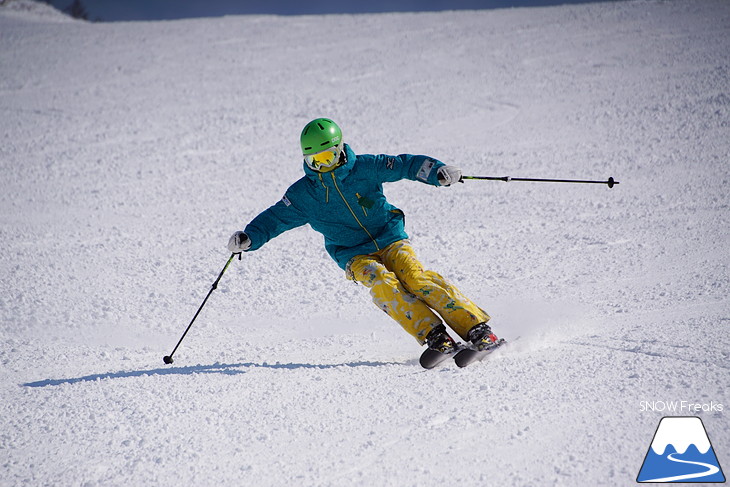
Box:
[227, 231, 251, 252]
[437, 165, 463, 186]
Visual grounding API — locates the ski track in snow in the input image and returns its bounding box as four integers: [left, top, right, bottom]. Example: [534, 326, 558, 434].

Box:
[1, 0, 729, 485]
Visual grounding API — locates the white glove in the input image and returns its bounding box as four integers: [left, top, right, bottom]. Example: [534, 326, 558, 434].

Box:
[437, 165, 463, 186]
[227, 231, 251, 252]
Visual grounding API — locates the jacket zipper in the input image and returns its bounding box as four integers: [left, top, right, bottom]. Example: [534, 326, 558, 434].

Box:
[318, 173, 329, 203]
[331, 173, 379, 251]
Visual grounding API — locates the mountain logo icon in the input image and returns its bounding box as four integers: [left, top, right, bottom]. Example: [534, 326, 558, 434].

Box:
[637, 416, 726, 483]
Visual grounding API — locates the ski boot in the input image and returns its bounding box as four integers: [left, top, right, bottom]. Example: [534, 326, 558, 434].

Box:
[426, 324, 458, 354]
[454, 323, 506, 368]
[466, 322, 501, 351]
[419, 324, 459, 369]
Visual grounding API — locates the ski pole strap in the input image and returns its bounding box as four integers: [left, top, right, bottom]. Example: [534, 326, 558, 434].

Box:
[462, 176, 618, 188]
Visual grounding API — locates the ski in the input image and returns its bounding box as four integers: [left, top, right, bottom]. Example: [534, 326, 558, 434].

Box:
[419, 343, 464, 369]
[453, 338, 507, 368]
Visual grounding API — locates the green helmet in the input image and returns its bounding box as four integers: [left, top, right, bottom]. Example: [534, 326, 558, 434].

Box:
[300, 118, 342, 155]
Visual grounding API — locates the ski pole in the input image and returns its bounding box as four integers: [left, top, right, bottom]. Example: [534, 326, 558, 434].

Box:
[462, 175, 619, 188]
[163, 252, 241, 365]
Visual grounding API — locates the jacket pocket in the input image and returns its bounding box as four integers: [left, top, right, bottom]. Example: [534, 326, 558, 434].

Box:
[356, 193, 374, 217]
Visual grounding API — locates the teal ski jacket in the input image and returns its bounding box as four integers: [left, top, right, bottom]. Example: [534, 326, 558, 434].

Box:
[243, 144, 446, 269]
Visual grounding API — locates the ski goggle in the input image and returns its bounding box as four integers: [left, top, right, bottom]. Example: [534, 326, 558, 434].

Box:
[304, 143, 343, 172]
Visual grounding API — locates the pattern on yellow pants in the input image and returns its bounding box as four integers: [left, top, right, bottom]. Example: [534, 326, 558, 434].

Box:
[347, 239, 490, 344]
[349, 257, 441, 343]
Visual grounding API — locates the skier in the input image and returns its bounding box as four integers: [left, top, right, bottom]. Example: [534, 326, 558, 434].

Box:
[228, 118, 499, 359]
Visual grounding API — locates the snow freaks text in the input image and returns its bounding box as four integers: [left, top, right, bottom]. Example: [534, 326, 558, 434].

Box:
[639, 401, 724, 413]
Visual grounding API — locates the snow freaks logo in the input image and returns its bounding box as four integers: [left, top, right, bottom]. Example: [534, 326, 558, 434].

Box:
[637, 416, 726, 483]
[640, 400, 724, 413]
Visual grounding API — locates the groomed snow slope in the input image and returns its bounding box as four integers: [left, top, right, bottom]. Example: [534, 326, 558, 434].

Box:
[1, 1, 728, 485]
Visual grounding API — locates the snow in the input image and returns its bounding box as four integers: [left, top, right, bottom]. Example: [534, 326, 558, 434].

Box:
[0, 0, 71, 22]
[1, 0, 728, 485]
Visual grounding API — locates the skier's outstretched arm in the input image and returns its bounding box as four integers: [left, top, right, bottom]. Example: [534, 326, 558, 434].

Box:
[367, 153, 461, 187]
[228, 191, 308, 253]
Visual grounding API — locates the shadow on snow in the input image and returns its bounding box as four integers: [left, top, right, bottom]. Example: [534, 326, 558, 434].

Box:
[22, 360, 409, 388]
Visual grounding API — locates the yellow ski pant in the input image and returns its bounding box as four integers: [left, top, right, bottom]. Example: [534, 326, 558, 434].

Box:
[347, 239, 490, 344]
